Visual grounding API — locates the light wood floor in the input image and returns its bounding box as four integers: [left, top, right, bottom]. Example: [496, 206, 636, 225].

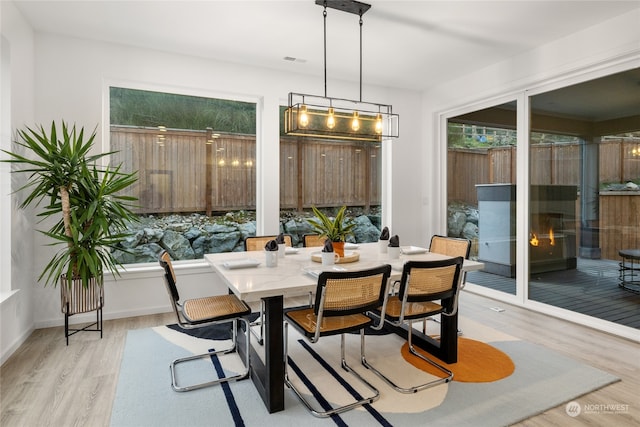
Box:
[1, 292, 638, 427]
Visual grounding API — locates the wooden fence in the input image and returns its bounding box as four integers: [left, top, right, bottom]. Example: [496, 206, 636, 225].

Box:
[600, 192, 640, 260]
[448, 139, 640, 206]
[447, 140, 640, 262]
[110, 127, 637, 260]
[109, 126, 381, 214]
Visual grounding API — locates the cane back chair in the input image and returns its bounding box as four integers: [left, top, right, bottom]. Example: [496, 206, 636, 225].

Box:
[244, 234, 292, 251]
[284, 264, 392, 417]
[159, 250, 251, 392]
[429, 235, 471, 289]
[365, 257, 464, 393]
[428, 235, 471, 333]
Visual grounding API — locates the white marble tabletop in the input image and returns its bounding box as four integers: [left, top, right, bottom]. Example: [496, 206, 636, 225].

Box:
[204, 242, 484, 302]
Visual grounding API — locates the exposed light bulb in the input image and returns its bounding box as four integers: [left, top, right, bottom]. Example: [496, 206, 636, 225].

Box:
[326, 107, 336, 129]
[351, 111, 360, 131]
[299, 105, 309, 128]
[375, 113, 383, 134]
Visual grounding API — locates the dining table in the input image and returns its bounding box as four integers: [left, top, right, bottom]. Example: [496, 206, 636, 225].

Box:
[204, 242, 484, 413]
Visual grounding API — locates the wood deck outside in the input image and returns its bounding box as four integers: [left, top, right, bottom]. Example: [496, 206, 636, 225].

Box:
[466, 257, 640, 328]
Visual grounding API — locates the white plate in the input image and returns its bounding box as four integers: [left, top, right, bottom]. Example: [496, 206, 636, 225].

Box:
[344, 243, 359, 249]
[285, 247, 299, 255]
[303, 266, 348, 278]
[222, 258, 261, 269]
[401, 246, 428, 255]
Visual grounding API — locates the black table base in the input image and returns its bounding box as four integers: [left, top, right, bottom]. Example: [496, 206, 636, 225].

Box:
[237, 296, 285, 413]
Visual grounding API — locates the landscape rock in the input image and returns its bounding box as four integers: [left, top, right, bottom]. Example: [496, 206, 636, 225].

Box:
[112, 211, 383, 263]
[162, 230, 196, 259]
[448, 211, 467, 237]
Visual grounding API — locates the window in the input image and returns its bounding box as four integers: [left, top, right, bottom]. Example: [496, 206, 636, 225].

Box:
[279, 108, 383, 246]
[109, 87, 257, 263]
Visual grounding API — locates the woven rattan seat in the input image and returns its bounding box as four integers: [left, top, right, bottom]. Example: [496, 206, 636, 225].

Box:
[365, 257, 464, 394]
[284, 265, 392, 418]
[382, 298, 443, 319]
[159, 250, 251, 392]
[183, 294, 251, 323]
[285, 308, 373, 336]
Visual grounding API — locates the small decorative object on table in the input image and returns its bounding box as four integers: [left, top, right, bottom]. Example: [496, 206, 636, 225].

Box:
[307, 205, 355, 257]
[312, 238, 360, 264]
[379, 226, 390, 253]
[264, 240, 279, 267]
[320, 240, 340, 265]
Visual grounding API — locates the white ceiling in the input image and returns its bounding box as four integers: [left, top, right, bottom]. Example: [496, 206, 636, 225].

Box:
[12, 0, 640, 92]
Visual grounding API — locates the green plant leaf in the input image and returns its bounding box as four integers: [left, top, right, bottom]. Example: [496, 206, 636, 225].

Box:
[1, 120, 139, 287]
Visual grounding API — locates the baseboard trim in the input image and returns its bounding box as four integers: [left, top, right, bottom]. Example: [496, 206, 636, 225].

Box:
[34, 305, 172, 329]
[1, 324, 34, 366]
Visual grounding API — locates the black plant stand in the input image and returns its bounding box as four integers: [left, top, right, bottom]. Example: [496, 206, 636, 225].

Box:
[64, 297, 103, 345]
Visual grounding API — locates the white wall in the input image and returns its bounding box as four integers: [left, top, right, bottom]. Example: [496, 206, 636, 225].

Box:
[0, 0, 36, 364]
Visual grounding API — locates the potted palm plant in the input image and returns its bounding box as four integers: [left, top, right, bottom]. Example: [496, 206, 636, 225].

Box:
[307, 205, 355, 256]
[2, 121, 138, 343]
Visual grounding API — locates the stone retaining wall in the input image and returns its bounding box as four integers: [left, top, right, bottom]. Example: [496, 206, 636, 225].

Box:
[112, 212, 382, 264]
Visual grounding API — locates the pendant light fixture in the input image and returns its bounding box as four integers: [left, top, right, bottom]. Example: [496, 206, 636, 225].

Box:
[284, 0, 399, 142]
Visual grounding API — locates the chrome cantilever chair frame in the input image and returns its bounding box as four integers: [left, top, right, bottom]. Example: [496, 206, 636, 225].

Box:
[284, 265, 391, 418]
[159, 250, 251, 392]
[364, 257, 464, 394]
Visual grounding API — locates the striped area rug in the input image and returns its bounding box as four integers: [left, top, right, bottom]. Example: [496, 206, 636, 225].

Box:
[110, 317, 618, 427]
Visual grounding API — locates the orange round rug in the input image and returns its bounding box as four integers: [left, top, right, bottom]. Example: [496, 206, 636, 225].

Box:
[401, 337, 515, 382]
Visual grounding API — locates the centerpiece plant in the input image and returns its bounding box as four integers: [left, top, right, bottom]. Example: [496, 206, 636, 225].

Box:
[2, 121, 138, 341]
[307, 205, 355, 256]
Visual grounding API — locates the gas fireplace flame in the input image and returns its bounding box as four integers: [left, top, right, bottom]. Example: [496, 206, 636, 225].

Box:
[529, 227, 556, 247]
[530, 233, 539, 247]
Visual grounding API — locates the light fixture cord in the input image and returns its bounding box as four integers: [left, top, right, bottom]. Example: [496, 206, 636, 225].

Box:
[323, 4, 328, 98]
[359, 11, 363, 102]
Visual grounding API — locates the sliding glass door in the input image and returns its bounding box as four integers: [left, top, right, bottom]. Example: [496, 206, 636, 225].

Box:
[447, 100, 517, 295]
[445, 67, 640, 333]
[528, 68, 640, 329]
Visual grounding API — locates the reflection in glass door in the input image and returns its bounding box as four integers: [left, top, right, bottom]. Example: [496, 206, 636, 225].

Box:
[446, 102, 517, 295]
[528, 68, 640, 329]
